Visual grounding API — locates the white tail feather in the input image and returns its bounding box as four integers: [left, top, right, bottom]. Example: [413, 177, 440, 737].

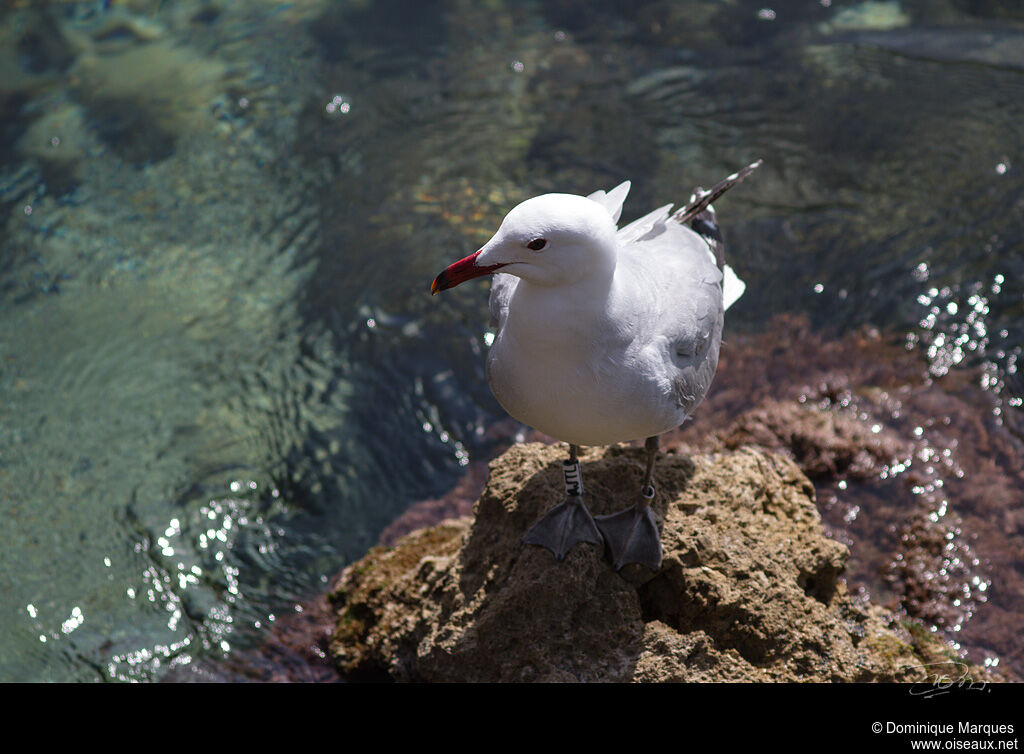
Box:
[723, 264, 745, 311]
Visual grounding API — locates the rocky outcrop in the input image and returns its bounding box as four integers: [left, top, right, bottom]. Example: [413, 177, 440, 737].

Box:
[328, 442, 988, 682]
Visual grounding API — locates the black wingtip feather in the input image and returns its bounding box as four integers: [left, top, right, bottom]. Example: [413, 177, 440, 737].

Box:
[673, 159, 763, 226]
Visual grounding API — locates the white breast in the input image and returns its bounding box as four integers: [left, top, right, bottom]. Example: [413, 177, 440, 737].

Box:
[485, 274, 695, 446]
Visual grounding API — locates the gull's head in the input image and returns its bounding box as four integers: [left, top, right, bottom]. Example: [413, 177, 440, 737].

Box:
[431, 193, 618, 294]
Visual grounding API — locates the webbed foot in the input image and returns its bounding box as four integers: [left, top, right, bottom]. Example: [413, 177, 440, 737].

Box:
[594, 489, 662, 572]
[522, 495, 603, 561]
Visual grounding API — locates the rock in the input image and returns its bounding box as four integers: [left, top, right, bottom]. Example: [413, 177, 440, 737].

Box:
[665, 314, 1023, 677]
[328, 442, 989, 682]
[715, 399, 907, 481]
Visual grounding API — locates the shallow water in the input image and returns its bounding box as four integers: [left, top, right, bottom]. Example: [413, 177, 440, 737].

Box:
[1, 0, 1021, 681]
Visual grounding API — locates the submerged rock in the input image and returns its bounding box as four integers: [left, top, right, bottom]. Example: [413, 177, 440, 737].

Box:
[328, 442, 989, 682]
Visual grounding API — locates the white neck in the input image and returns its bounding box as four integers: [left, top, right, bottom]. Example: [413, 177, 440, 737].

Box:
[502, 259, 626, 357]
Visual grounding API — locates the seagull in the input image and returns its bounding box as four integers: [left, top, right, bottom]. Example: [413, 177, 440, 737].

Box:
[431, 161, 760, 571]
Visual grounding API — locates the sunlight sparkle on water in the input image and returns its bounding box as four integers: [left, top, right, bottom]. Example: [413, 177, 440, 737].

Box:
[325, 94, 351, 116]
[61, 606, 84, 635]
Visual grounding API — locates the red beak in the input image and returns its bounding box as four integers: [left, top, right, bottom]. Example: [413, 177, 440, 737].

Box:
[430, 250, 506, 295]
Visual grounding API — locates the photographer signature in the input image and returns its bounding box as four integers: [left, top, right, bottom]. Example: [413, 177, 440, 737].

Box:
[900, 660, 990, 698]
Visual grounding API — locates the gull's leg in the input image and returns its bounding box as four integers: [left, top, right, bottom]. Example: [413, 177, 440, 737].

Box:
[594, 436, 663, 571]
[522, 444, 603, 561]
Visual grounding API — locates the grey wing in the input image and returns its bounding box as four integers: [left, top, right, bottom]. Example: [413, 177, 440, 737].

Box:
[617, 203, 674, 245]
[673, 161, 761, 308]
[668, 292, 724, 415]
[632, 221, 725, 415]
[488, 272, 517, 330]
[685, 203, 746, 311]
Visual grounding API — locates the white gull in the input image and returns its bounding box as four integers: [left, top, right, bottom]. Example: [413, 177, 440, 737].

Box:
[431, 161, 760, 570]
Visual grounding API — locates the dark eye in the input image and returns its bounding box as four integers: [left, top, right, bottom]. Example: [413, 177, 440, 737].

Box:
[526, 238, 547, 251]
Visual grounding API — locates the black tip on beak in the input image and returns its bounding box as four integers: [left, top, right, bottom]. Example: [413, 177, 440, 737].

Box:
[430, 272, 447, 296]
